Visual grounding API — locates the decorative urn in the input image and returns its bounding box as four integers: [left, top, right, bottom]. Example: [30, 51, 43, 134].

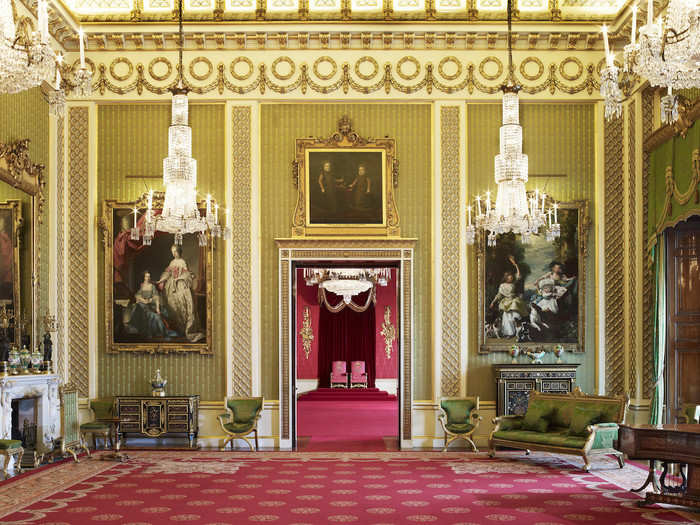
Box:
[19, 345, 31, 373]
[30, 347, 43, 372]
[526, 349, 546, 364]
[151, 369, 167, 397]
[8, 346, 20, 374]
[553, 344, 565, 364]
[509, 344, 520, 364]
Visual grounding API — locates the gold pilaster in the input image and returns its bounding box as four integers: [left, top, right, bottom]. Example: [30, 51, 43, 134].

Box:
[67, 107, 90, 398]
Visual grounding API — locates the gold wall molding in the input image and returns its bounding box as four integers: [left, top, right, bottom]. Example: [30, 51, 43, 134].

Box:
[641, 86, 654, 399]
[627, 102, 638, 399]
[56, 116, 66, 381]
[439, 105, 461, 397]
[604, 115, 625, 396]
[380, 305, 395, 360]
[71, 54, 611, 98]
[67, 107, 91, 398]
[231, 106, 253, 397]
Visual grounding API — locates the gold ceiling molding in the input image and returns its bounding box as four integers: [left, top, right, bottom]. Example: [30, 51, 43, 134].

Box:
[56, 0, 632, 24]
[80, 54, 615, 96]
[64, 30, 604, 52]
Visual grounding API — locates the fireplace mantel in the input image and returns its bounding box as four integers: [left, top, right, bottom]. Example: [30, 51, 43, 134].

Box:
[0, 374, 61, 456]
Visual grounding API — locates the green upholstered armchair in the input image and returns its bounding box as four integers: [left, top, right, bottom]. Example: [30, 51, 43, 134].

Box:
[438, 397, 482, 452]
[679, 403, 700, 424]
[0, 439, 23, 479]
[80, 399, 115, 452]
[218, 397, 264, 451]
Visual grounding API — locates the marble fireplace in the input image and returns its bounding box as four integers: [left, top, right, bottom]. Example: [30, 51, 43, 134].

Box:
[0, 374, 60, 471]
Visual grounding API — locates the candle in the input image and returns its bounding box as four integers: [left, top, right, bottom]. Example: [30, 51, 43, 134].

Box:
[647, 0, 653, 26]
[485, 191, 491, 213]
[214, 203, 219, 224]
[38, 0, 49, 44]
[54, 65, 61, 90]
[547, 209, 552, 227]
[206, 194, 211, 216]
[79, 27, 86, 68]
[602, 25, 610, 56]
[133, 208, 138, 228]
[467, 205, 472, 226]
[631, 5, 637, 45]
[476, 195, 482, 216]
[554, 203, 558, 223]
[541, 193, 546, 213]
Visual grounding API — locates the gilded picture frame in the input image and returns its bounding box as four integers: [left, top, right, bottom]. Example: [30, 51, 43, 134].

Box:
[291, 116, 400, 237]
[0, 200, 22, 343]
[101, 193, 213, 354]
[477, 200, 590, 354]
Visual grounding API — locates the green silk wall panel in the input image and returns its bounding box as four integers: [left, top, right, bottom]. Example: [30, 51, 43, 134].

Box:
[97, 103, 226, 401]
[466, 103, 597, 399]
[260, 103, 433, 400]
[0, 87, 50, 341]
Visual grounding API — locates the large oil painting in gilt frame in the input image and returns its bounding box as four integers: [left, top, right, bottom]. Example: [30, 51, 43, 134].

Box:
[102, 193, 213, 354]
[478, 200, 589, 354]
[292, 116, 400, 237]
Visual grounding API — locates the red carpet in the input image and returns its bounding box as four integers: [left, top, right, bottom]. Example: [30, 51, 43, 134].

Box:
[0, 451, 696, 524]
[297, 387, 397, 401]
[297, 398, 398, 451]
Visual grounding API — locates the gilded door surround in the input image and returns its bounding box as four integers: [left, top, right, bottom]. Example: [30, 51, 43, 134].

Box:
[276, 238, 416, 449]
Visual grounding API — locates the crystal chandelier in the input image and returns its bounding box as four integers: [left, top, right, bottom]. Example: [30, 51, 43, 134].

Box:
[130, 0, 229, 247]
[0, 0, 91, 114]
[601, 0, 700, 123]
[466, 0, 560, 248]
[304, 268, 390, 305]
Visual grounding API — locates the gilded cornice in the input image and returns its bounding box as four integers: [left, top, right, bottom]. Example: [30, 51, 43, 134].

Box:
[65, 29, 607, 52]
[68, 53, 617, 98]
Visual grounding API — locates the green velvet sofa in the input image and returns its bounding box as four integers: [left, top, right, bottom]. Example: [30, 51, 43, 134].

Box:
[488, 387, 629, 472]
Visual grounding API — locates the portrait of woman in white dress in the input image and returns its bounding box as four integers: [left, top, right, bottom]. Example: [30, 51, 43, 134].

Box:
[157, 244, 204, 343]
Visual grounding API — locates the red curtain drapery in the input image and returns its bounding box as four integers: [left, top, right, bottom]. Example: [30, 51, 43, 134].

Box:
[317, 290, 376, 388]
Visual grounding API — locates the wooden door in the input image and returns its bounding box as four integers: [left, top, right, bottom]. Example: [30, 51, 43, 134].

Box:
[666, 218, 700, 423]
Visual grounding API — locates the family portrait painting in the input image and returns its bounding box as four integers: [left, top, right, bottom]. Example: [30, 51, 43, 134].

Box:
[481, 204, 586, 352]
[306, 149, 385, 226]
[107, 205, 212, 353]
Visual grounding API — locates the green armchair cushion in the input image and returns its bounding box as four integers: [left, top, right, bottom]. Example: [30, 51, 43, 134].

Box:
[90, 399, 114, 419]
[445, 422, 474, 434]
[440, 398, 475, 425]
[0, 439, 22, 450]
[522, 399, 554, 433]
[80, 422, 112, 431]
[224, 422, 256, 434]
[227, 397, 263, 425]
[568, 403, 602, 436]
[493, 429, 587, 449]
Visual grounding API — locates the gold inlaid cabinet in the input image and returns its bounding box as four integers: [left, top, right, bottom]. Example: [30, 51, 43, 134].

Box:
[116, 395, 199, 448]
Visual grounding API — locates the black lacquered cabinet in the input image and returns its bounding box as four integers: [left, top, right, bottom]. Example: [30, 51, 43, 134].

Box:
[493, 364, 579, 416]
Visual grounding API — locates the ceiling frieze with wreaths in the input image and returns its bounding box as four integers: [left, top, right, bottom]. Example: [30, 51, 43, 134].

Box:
[63, 50, 625, 98]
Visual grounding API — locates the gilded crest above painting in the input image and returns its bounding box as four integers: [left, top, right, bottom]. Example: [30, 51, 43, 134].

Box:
[291, 116, 400, 238]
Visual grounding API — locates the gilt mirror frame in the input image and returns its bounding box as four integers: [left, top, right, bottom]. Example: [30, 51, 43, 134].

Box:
[0, 139, 45, 347]
[291, 116, 400, 238]
[477, 199, 590, 354]
[101, 192, 214, 355]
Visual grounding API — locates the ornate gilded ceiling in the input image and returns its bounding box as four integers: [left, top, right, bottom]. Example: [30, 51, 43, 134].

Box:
[57, 0, 632, 23]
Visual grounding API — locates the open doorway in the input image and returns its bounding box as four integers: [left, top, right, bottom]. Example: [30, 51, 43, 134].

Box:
[293, 266, 399, 451]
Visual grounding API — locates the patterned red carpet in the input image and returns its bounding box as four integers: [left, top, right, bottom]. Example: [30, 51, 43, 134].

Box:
[0, 451, 697, 524]
[297, 398, 398, 451]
